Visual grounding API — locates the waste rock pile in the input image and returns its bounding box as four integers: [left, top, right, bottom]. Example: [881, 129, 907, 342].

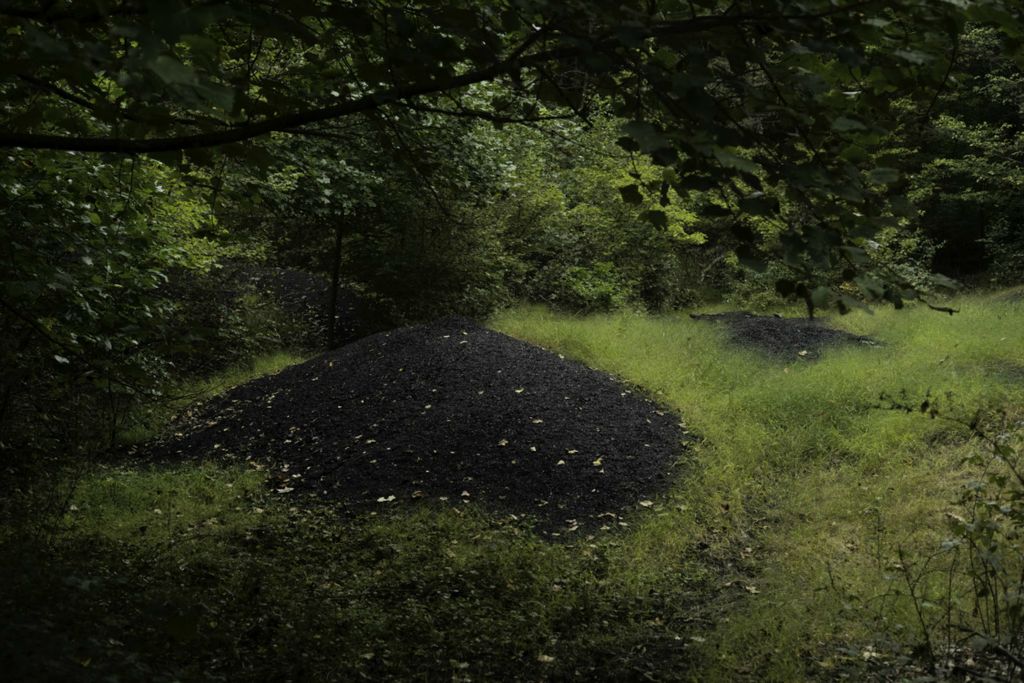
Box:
[148, 317, 689, 536]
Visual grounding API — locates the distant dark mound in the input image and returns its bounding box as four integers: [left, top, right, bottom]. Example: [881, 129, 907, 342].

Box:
[228, 265, 373, 348]
[162, 264, 378, 354]
[690, 311, 876, 359]
[147, 317, 688, 536]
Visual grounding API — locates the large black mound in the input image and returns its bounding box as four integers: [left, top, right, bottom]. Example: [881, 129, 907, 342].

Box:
[148, 317, 687, 536]
[691, 311, 876, 359]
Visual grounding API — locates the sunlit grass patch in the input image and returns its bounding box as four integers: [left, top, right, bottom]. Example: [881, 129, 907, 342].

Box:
[491, 297, 1023, 678]
[67, 462, 268, 545]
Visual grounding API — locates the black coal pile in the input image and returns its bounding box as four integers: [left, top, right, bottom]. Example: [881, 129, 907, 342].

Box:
[691, 311, 876, 359]
[147, 317, 688, 536]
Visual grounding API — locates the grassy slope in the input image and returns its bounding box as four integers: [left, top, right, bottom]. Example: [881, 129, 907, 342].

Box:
[2, 294, 1021, 681]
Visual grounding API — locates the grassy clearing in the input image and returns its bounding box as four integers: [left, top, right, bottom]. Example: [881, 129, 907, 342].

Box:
[491, 293, 1023, 679]
[3, 294, 1022, 680]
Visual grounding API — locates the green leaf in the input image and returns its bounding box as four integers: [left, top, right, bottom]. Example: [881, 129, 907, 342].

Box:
[836, 295, 868, 315]
[149, 55, 198, 85]
[811, 286, 833, 309]
[621, 121, 669, 153]
[929, 273, 960, 292]
[619, 184, 643, 205]
[738, 193, 779, 216]
[832, 116, 868, 132]
[641, 209, 668, 229]
[712, 148, 759, 174]
[193, 83, 236, 111]
[867, 167, 899, 185]
[855, 274, 885, 299]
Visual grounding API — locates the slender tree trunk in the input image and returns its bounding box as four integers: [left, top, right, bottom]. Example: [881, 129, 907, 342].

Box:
[327, 217, 344, 349]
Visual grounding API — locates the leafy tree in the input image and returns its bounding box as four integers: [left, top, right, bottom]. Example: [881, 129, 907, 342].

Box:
[0, 149, 211, 473]
[899, 26, 1024, 283]
[3, 0, 1023, 311]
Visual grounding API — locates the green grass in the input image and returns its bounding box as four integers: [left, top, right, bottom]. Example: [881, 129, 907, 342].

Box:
[490, 293, 1024, 679]
[3, 293, 1022, 680]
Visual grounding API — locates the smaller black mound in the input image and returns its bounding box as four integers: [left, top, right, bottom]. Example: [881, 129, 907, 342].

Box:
[229, 265, 373, 348]
[691, 311, 876, 359]
[146, 318, 688, 536]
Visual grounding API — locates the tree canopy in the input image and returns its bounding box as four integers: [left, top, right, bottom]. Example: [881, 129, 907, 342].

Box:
[3, 0, 1022, 311]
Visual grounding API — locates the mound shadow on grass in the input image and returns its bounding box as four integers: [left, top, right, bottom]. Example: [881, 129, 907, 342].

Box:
[690, 311, 877, 359]
[144, 317, 690, 537]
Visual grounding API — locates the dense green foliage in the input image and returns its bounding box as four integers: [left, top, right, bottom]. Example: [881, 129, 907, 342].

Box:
[902, 26, 1024, 284]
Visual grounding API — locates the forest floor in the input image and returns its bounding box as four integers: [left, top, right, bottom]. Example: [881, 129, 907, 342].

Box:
[2, 290, 1022, 681]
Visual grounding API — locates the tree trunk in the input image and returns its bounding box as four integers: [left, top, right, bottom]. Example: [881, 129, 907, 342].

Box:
[327, 218, 344, 349]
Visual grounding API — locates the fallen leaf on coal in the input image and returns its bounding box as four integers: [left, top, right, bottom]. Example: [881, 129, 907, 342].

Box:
[375, 495, 396, 503]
